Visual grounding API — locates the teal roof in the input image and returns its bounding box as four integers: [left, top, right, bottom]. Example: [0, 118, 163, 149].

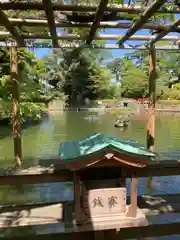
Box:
[59, 133, 155, 162]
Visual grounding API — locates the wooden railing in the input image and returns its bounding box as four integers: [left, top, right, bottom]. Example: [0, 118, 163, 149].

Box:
[0, 160, 180, 185]
[1, 160, 180, 239]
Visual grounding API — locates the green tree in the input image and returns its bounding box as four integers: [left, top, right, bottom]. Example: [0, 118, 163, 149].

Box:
[43, 47, 112, 106]
[0, 47, 63, 122]
[123, 49, 180, 99]
[120, 59, 148, 98]
[107, 58, 123, 83]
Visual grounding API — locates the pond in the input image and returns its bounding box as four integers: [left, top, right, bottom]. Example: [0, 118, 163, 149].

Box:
[0, 110, 180, 239]
[1, 110, 180, 167]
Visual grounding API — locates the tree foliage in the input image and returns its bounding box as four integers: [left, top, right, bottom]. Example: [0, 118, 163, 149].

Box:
[107, 50, 180, 99]
[43, 47, 113, 106]
[107, 58, 123, 83]
[0, 47, 62, 121]
[1, 0, 179, 114]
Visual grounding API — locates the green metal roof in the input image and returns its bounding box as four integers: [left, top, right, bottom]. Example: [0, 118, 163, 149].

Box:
[59, 133, 155, 162]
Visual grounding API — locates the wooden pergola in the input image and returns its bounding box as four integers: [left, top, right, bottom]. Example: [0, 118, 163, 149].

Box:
[0, 0, 179, 167]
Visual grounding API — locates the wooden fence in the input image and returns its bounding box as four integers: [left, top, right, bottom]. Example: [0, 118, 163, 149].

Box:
[1, 160, 180, 239]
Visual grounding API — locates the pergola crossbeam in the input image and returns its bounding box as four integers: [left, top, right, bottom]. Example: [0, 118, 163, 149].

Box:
[118, 0, 166, 46]
[0, 18, 179, 33]
[0, 2, 179, 14]
[149, 18, 180, 46]
[86, 0, 109, 45]
[0, 32, 178, 41]
[42, 0, 58, 48]
[0, 10, 25, 46]
[4, 18, 180, 33]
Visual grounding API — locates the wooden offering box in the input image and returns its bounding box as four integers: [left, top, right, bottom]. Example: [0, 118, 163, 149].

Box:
[83, 187, 127, 219]
[59, 133, 155, 230]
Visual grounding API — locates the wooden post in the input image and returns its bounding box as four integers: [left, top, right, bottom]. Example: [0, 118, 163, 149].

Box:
[147, 46, 157, 192]
[73, 171, 82, 225]
[94, 231, 105, 240]
[121, 168, 126, 188]
[126, 174, 138, 217]
[10, 46, 22, 168]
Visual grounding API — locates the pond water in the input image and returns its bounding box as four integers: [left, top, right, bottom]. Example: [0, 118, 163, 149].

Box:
[1, 110, 180, 166]
[0, 111, 180, 238]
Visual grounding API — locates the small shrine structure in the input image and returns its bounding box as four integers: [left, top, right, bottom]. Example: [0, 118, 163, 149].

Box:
[59, 133, 155, 230]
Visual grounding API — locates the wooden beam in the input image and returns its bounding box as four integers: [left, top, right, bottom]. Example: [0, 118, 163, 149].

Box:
[0, 168, 72, 185]
[2, 223, 180, 240]
[0, 32, 179, 41]
[73, 172, 82, 225]
[20, 34, 180, 41]
[0, 10, 24, 46]
[147, 46, 157, 152]
[147, 46, 157, 192]
[10, 46, 22, 168]
[86, 0, 109, 45]
[0, 193, 180, 215]
[117, 222, 180, 239]
[42, 0, 59, 48]
[0, 2, 179, 14]
[0, 159, 180, 185]
[118, 0, 167, 46]
[126, 175, 138, 217]
[3, 18, 180, 33]
[149, 18, 180, 46]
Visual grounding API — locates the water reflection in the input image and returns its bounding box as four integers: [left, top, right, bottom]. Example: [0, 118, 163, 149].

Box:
[1, 111, 180, 165]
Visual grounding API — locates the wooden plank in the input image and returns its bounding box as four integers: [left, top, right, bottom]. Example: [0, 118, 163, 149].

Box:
[0, 159, 180, 185]
[4, 19, 180, 33]
[0, 3, 179, 14]
[10, 46, 22, 168]
[73, 172, 82, 225]
[0, 193, 179, 211]
[0, 193, 180, 237]
[0, 194, 180, 230]
[0, 203, 64, 228]
[0, 168, 72, 185]
[126, 175, 138, 217]
[94, 231, 105, 240]
[1, 222, 180, 240]
[118, 0, 166, 46]
[80, 163, 180, 179]
[149, 18, 180, 46]
[0, 205, 149, 231]
[0, 10, 24, 46]
[86, 0, 109, 45]
[117, 222, 180, 239]
[0, 201, 66, 212]
[2, 231, 95, 240]
[42, 0, 58, 48]
[0, 32, 179, 41]
[104, 230, 116, 240]
[1, 193, 180, 215]
[20, 34, 180, 41]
